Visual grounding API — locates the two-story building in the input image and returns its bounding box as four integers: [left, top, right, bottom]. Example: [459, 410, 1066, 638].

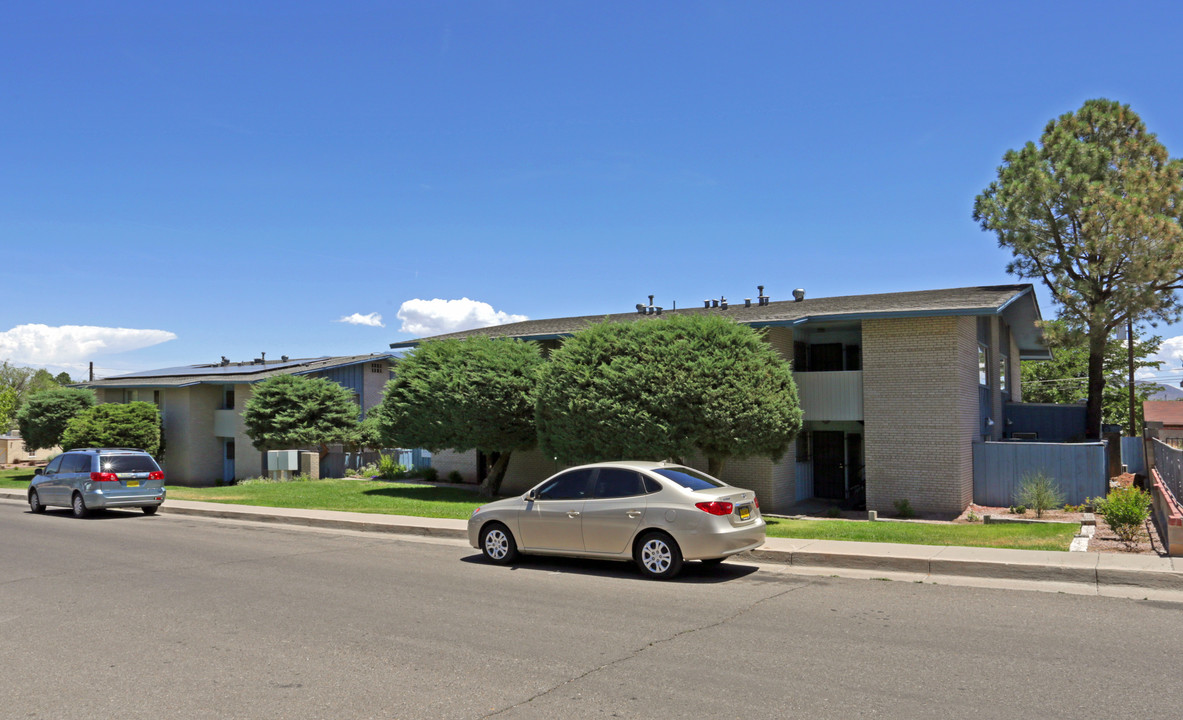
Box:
[391, 285, 1050, 515]
[81, 353, 395, 485]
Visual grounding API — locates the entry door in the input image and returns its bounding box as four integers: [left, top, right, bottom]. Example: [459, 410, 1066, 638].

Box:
[223, 440, 236, 484]
[812, 431, 846, 499]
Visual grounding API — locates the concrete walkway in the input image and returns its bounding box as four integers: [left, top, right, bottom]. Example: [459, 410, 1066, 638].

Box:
[4, 487, 1181, 597]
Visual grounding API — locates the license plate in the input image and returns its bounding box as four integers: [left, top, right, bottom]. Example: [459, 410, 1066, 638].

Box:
[738, 505, 751, 520]
[126, 480, 140, 487]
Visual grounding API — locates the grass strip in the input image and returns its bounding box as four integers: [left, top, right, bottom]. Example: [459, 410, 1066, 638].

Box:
[0, 468, 34, 488]
[166, 478, 483, 520]
[764, 517, 1077, 552]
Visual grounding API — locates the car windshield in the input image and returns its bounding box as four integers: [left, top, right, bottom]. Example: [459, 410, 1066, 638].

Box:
[100, 455, 161, 474]
[653, 467, 725, 491]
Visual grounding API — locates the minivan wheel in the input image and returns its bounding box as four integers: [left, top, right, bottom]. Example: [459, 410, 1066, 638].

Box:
[480, 523, 518, 565]
[635, 531, 683, 580]
[142, 505, 159, 516]
[29, 490, 45, 514]
[71, 493, 89, 519]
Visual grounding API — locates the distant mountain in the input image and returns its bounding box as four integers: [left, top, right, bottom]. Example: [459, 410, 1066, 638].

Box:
[1138, 380, 1183, 401]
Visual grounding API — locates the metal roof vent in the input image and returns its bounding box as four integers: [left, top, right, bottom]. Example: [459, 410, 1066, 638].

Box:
[757, 285, 770, 306]
[792, 288, 805, 302]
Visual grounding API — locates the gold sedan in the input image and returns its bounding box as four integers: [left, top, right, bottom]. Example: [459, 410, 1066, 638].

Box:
[467, 460, 765, 579]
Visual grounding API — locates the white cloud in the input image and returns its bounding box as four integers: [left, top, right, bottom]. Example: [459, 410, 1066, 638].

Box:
[338, 312, 385, 328]
[0, 324, 177, 367]
[1140, 334, 1183, 382]
[397, 298, 528, 336]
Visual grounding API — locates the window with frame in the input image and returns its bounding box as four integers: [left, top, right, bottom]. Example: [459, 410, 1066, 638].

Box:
[999, 355, 1009, 394]
[796, 432, 810, 461]
[371, 363, 383, 373]
[978, 345, 990, 387]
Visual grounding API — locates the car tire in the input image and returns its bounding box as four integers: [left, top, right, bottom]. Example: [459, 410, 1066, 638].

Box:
[142, 505, 159, 516]
[480, 523, 518, 565]
[71, 493, 89, 519]
[29, 490, 46, 514]
[635, 531, 683, 580]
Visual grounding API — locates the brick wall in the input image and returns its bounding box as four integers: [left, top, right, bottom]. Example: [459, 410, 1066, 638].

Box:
[863, 316, 978, 514]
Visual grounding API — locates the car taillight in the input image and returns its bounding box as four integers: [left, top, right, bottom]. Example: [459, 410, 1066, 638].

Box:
[695, 501, 734, 516]
[90, 472, 119, 482]
[754, 497, 760, 510]
[149, 471, 164, 480]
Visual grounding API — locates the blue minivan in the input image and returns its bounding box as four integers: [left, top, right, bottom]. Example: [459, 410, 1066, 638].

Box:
[29, 448, 166, 518]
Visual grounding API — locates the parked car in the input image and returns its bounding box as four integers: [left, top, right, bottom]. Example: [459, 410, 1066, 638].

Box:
[467, 460, 765, 579]
[28, 448, 166, 518]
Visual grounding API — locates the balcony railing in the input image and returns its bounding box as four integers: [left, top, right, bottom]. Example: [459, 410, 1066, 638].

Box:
[795, 370, 863, 421]
[214, 409, 237, 438]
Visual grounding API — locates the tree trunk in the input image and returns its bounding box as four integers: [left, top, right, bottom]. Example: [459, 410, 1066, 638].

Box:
[1085, 329, 1108, 440]
[707, 456, 726, 478]
[480, 451, 513, 498]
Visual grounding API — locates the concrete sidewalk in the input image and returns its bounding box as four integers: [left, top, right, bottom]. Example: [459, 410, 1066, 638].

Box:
[4, 487, 1181, 595]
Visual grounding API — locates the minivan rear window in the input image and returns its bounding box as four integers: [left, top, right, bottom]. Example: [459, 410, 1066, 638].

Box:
[100, 455, 161, 474]
[653, 467, 725, 491]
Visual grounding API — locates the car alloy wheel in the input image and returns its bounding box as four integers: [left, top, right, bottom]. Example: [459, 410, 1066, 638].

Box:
[29, 490, 45, 514]
[71, 493, 89, 519]
[635, 532, 683, 580]
[480, 523, 517, 565]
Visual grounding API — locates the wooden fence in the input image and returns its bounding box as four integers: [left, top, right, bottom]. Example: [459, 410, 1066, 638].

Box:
[972, 441, 1108, 507]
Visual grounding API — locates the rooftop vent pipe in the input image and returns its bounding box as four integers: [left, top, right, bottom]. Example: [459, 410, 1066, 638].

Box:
[793, 288, 805, 302]
[757, 285, 770, 306]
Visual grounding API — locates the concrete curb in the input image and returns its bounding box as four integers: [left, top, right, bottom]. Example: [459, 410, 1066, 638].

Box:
[4, 487, 1180, 591]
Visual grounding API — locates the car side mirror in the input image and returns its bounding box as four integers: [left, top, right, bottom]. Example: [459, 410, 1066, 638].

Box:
[525, 490, 537, 502]
[34, 468, 43, 476]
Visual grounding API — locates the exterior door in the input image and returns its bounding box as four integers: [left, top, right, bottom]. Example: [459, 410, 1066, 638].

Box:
[812, 431, 846, 499]
[223, 440, 236, 485]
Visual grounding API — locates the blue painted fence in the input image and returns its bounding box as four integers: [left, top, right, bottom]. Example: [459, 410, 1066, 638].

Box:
[972, 441, 1108, 506]
[1005, 403, 1087, 442]
[1121, 437, 1146, 476]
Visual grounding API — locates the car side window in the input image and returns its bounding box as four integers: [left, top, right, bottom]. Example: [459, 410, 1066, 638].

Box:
[535, 469, 593, 501]
[63, 454, 91, 474]
[591, 468, 646, 499]
[44, 456, 64, 475]
[642, 476, 662, 494]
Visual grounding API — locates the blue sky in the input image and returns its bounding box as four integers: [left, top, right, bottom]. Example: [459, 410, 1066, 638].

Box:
[5, 1, 1183, 380]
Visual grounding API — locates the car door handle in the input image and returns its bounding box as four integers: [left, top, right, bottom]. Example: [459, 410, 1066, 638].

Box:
[567, 511, 581, 518]
[627, 510, 642, 518]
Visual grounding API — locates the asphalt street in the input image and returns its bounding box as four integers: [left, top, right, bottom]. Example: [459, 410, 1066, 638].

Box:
[2, 500, 1178, 720]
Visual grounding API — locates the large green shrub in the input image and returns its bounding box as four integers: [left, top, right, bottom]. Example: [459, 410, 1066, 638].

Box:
[16, 387, 97, 450]
[1093, 486, 1152, 545]
[377, 337, 543, 496]
[1015, 473, 1065, 518]
[536, 314, 802, 476]
[242, 374, 359, 451]
[61, 402, 162, 457]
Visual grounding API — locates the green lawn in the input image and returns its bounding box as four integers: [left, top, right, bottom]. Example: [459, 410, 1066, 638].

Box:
[764, 517, 1077, 551]
[166, 478, 484, 520]
[0, 468, 34, 488]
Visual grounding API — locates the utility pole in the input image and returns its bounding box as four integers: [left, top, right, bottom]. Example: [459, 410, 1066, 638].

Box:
[1128, 318, 1136, 437]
